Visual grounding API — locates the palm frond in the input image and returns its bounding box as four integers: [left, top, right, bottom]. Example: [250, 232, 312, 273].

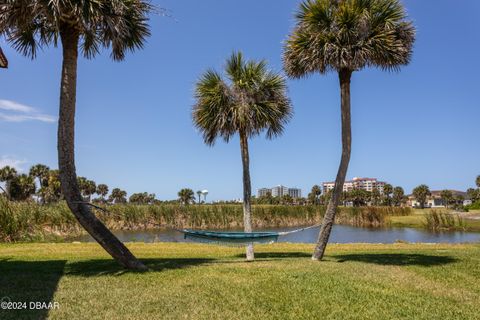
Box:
[0, 0, 154, 61]
[283, 0, 415, 77]
[193, 52, 293, 145]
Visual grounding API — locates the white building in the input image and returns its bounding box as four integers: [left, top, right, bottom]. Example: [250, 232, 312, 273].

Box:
[288, 188, 302, 198]
[322, 177, 387, 194]
[257, 185, 302, 199]
[271, 185, 289, 197]
[257, 188, 271, 198]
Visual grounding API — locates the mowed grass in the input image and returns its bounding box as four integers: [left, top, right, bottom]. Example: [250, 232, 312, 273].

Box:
[1, 243, 480, 320]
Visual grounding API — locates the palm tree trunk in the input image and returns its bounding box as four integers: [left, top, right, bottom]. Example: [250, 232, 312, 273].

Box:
[240, 130, 254, 261]
[58, 27, 146, 271]
[312, 69, 352, 261]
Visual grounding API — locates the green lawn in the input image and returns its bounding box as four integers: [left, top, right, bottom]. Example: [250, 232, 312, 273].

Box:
[1, 242, 479, 319]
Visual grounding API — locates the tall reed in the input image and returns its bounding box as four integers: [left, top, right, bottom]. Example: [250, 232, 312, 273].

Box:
[424, 210, 465, 231]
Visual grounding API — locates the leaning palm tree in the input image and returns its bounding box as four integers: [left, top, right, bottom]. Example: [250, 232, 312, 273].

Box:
[0, 0, 153, 270]
[284, 0, 415, 260]
[193, 52, 292, 261]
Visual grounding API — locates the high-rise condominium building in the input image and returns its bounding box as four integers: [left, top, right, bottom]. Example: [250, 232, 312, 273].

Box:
[257, 185, 302, 198]
[322, 177, 386, 194]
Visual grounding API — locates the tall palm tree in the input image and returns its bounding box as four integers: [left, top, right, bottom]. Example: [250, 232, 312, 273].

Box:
[283, 0, 415, 260]
[196, 190, 202, 204]
[0, 166, 17, 198]
[178, 188, 195, 205]
[440, 189, 453, 209]
[383, 183, 393, 206]
[309, 185, 322, 205]
[193, 52, 292, 261]
[392, 186, 404, 206]
[8, 174, 36, 201]
[413, 184, 430, 209]
[0, 0, 152, 270]
[109, 188, 128, 204]
[476, 175, 480, 189]
[97, 184, 109, 202]
[29, 164, 50, 192]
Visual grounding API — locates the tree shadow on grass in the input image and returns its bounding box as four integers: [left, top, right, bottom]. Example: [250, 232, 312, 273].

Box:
[65, 258, 216, 277]
[0, 258, 66, 320]
[233, 252, 311, 259]
[334, 253, 457, 266]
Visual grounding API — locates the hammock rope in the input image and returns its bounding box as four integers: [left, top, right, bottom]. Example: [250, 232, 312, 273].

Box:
[78, 201, 321, 246]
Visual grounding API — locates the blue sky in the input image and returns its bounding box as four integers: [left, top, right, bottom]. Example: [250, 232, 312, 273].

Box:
[0, 0, 479, 201]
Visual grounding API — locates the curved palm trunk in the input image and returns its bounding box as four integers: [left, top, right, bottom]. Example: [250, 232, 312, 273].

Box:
[312, 69, 352, 261]
[240, 130, 254, 261]
[58, 28, 146, 271]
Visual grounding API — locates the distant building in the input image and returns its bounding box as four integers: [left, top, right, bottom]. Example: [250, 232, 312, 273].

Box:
[407, 190, 466, 208]
[288, 188, 302, 198]
[257, 188, 271, 198]
[271, 185, 289, 197]
[322, 177, 386, 194]
[257, 185, 302, 199]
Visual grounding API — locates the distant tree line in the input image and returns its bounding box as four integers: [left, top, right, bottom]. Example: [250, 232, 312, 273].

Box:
[2, 165, 479, 211]
[0, 164, 158, 205]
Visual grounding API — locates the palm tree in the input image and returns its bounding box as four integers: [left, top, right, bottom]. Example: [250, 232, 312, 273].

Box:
[196, 190, 202, 204]
[283, 0, 415, 260]
[309, 185, 322, 205]
[0, 166, 18, 198]
[178, 188, 195, 205]
[0, 0, 153, 270]
[193, 52, 292, 261]
[476, 175, 480, 189]
[8, 174, 36, 201]
[41, 170, 63, 204]
[383, 184, 393, 206]
[466, 188, 479, 203]
[412, 184, 431, 209]
[97, 184, 109, 202]
[29, 164, 51, 203]
[370, 188, 381, 206]
[392, 186, 405, 206]
[0, 46, 7, 68]
[109, 188, 128, 204]
[440, 190, 453, 209]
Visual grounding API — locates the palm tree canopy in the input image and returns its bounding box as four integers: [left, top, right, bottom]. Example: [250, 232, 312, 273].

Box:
[0, 0, 153, 60]
[283, 0, 415, 77]
[0, 166, 17, 181]
[193, 52, 293, 145]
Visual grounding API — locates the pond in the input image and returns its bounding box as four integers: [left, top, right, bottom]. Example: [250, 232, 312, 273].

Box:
[74, 225, 480, 244]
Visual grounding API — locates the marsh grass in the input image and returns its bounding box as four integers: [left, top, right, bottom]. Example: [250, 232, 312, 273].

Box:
[0, 200, 412, 242]
[424, 210, 466, 231]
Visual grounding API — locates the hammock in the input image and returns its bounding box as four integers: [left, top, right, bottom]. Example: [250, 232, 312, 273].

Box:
[179, 224, 321, 246]
[76, 202, 322, 246]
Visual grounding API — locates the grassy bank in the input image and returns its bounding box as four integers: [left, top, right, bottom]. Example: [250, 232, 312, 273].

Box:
[0, 242, 479, 319]
[388, 208, 480, 231]
[0, 198, 413, 242]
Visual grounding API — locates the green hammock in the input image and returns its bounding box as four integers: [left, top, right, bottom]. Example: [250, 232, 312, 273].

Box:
[179, 224, 321, 246]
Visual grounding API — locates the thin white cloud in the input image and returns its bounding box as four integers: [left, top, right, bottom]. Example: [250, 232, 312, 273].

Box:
[0, 155, 27, 172]
[0, 99, 56, 123]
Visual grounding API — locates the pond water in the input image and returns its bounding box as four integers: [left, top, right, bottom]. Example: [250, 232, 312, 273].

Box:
[74, 225, 480, 244]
